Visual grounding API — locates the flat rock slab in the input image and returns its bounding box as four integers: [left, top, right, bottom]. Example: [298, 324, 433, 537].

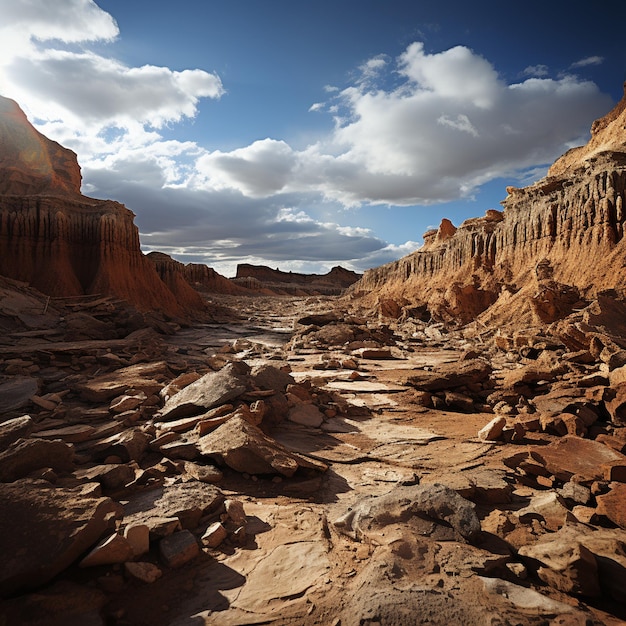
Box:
[198, 415, 328, 476]
[0, 479, 122, 596]
[76, 361, 170, 402]
[530, 435, 626, 483]
[122, 482, 224, 536]
[325, 380, 405, 393]
[0, 376, 38, 413]
[231, 541, 330, 612]
[160, 362, 250, 421]
[405, 359, 492, 391]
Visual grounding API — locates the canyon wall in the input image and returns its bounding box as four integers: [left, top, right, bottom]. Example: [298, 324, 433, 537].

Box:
[0, 96, 204, 319]
[351, 84, 626, 326]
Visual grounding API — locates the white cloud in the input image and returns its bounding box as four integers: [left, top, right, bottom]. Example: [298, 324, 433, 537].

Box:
[0, 3, 614, 275]
[522, 64, 549, 77]
[571, 56, 604, 68]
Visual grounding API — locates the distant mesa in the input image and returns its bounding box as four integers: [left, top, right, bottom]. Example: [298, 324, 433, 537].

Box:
[233, 264, 361, 296]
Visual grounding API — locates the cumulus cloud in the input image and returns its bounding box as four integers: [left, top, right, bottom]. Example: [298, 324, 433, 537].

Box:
[0, 3, 614, 275]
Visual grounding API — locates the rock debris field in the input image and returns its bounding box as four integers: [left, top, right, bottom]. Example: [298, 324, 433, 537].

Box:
[2, 288, 626, 626]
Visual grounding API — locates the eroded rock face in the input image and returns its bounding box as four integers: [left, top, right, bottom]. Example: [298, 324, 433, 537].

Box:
[350, 86, 626, 327]
[0, 96, 203, 318]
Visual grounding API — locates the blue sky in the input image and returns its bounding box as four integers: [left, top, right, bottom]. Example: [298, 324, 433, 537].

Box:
[1, 1, 624, 276]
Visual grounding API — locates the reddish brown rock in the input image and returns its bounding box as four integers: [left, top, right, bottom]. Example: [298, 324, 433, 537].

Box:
[0, 96, 204, 318]
[348, 86, 626, 328]
[596, 483, 626, 529]
[0, 479, 122, 596]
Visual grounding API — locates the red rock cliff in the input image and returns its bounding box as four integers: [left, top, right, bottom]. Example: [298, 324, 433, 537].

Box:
[0, 96, 204, 318]
[350, 85, 626, 326]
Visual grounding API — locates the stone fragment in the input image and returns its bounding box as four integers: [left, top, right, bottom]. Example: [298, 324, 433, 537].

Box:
[79, 532, 134, 567]
[406, 359, 491, 391]
[351, 347, 393, 359]
[0, 415, 33, 451]
[288, 403, 324, 427]
[124, 523, 150, 557]
[480, 577, 578, 614]
[159, 362, 250, 421]
[529, 435, 626, 483]
[0, 376, 38, 413]
[225, 499, 246, 526]
[202, 522, 228, 548]
[88, 428, 151, 463]
[595, 482, 626, 528]
[605, 383, 626, 425]
[124, 561, 162, 583]
[333, 482, 480, 543]
[250, 364, 294, 392]
[0, 479, 122, 596]
[159, 530, 199, 568]
[198, 415, 328, 477]
[478, 416, 506, 441]
[74, 463, 135, 490]
[160, 372, 202, 402]
[122, 481, 224, 536]
[109, 392, 146, 413]
[34, 424, 96, 443]
[516, 492, 570, 531]
[183, 461, 223, 484]
[76, 361, 170, 402]
[0, 438, 74, 482]
[519, 531, 600, 597]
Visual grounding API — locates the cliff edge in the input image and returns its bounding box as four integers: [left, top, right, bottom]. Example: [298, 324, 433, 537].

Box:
[349, 85, 626, 327]
[0, 96, 205, 318]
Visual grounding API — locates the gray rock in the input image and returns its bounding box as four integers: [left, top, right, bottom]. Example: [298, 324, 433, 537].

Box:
[333, 482, 481, 543]
[159, 530, 199, 568]
[0, 377, 38, 414]
[159, 362, 250, 421]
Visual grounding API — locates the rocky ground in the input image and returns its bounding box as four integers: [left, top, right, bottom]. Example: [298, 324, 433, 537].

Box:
[2, 285, 626, 625]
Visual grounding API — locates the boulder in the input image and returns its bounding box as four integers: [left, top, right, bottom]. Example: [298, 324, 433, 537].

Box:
[159, 362, 250, 421]
[122, 481, 224, 537]
[198, 415, 328, 477]
[0, 479, 122, 596]
[0, 438, 74, 482]
[0, 415, 34, 451]
[406, 359, 491, 392]
[333, 483, 481, 544]
[0, 376, 38, 414]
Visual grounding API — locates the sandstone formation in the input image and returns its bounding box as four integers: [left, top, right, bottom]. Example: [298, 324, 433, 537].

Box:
[350, 84, 626, 327]
[0, 96, 204, 319]
[234, 263, 361, 295]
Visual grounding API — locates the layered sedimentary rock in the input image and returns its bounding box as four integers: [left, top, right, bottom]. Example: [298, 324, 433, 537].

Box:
[234, 264, 361, 295]
[351, 84, 626, 326]
[0, 96, 203, 318]
[183, 262, 252, 295]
